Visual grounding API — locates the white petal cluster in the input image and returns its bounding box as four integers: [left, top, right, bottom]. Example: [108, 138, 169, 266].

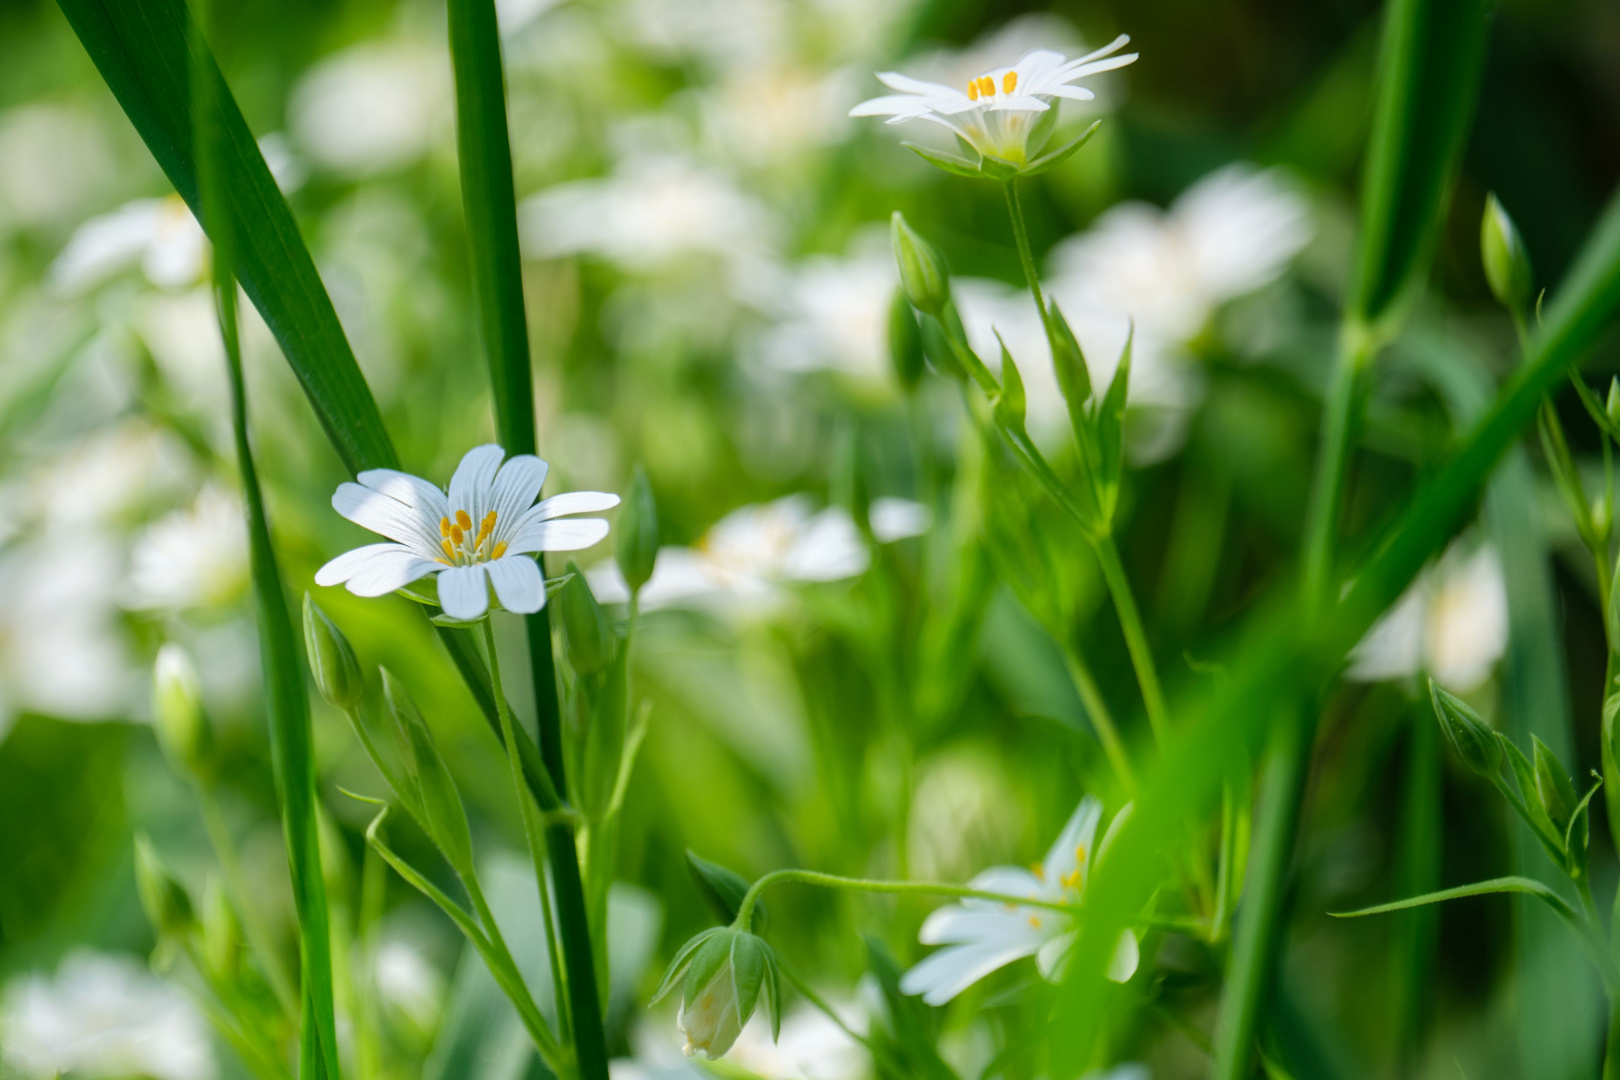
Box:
[752, 236, 897, 384]
[899, 797, 1138, 1005]
[49, 196, 207, 295]
[1348, 538, 1508, 693]
[315, 444, 618, 622]
[0, 950, 215, 1080]
[126, 485, 248, 613]
[850, 38, 1137, 163]
[289, 42, 450, 176]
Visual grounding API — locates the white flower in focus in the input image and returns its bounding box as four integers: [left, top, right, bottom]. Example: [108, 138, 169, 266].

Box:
[315, 444, 618, 622]
[519, 154, 777, 275]
[126, 486, 249, 613]
[1046, 164, 1312, 345]
[49, 196, 207, 295]
[0, 950, 214, 1080]
[290, 42, 450, 176]
[1348, 539, 1507, 693]
[850, 37, 1136, 164]
[589, 494, 928, 611]
[899, 797, 1138, 1005]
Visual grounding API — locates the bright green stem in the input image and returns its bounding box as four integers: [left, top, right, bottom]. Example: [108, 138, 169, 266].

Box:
[1212, 710, 1312, 1080]
[1004, 180, 1050, 334]
[733, 869, 1080, 932]
[1060, 641, 1135, 791]
[197, 788, 297, 1019]
[1095, 535, 1171, 744]
[1302, 329, 1378, 606]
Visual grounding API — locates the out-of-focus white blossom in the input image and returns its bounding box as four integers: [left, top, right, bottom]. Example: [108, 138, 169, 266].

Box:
[374, 939, 445, 1038]
[289, 42, 451, 176]
[699, 65, 858, 169]
[726, 1001, 866, 1080]
[0, 950, 214, 1080]
[0, 104, 111, 228]
[49, 196, 207, 295]
[519, 154, 778, 277]
[497, 0, 566, 37]
[28, 421, 190, 533]
[126, 485, 249, 613]
[1348, 539, 1507, 693]
[752, 237, 896, 383]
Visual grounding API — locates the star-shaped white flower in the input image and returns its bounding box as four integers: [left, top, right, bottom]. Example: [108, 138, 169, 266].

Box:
[899, 797, 1138, 1005]
[850, 37, 1137, 164]
[314, 444, 618, 622]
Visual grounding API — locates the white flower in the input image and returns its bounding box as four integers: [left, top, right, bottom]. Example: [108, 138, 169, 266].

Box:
[49, 195, 207, 295]
[1348, 538, 1507, 693]
[0, 950, 214, 1080]
[727, 1001, 867, 1080]
[315, 444, 618, 622]
[374, 939, 445, 1037]
[519, 153, 777, 275]
[126, 485, 249, 612]
[1046, 164, 1312, 345]
[850, 37, 1137, 164]
[589, 494, 928, 611]
[289, 42, 450, 176]
[899, 797, 1138, 1005]
[752, 237, 896, 382]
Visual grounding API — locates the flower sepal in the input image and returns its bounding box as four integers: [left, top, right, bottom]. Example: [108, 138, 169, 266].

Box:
[652, 926, 781, 1059]
[903, 119, 1097, 181]
[1019, 120, 1102, 178]
[902, 142, 982, 180]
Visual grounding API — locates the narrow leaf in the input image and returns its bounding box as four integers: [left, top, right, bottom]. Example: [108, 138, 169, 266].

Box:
[1329, 876, 1578, 923]
[902, 142, 983, 180]
[1019, 120, 1102, 177]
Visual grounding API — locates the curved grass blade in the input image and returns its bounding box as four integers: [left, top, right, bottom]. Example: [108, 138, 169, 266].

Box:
[1329, 876, 1579, 922]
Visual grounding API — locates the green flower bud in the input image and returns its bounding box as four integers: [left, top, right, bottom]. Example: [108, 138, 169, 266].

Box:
[383, 669, 475, 879]
[200, 875, 240, 982]
[1532, 734, 1578, 837]
[303, 594, 365, 711]
[887, 286, 926, 391]
[559, 560, 615, 674]
[1481, 193, 1533, 314]
[616, 466, 659, 595]
[135, 833, 195, 941]
[1429, 680, 1502, 777]
[993, 331, 1027, 432]
[152, 644, 214, 784]
[891, 212, 950, 317]
[652, 927, 780, 1060]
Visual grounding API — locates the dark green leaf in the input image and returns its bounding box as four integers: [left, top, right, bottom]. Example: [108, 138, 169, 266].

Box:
[686, 850, 768, 934]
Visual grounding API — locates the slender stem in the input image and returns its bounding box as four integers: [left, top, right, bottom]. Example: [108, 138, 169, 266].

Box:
[355, 841, 385, 1080]
[1094, 535, 1171, 743]
[1004, 180, 1050, 333]
[1302, 328, 1378, 607]
[462, 865, 569, 1071]
[1059, 640, 1135, 790]
[196, 788, 298, 1018]
[482, 618, 575, 1053]
[734, 869, 1081, 931]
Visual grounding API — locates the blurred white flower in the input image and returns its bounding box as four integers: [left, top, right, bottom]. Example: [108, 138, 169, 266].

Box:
[28, 421, 190, 532]
[900, 797, 1138, 1005]
[1348, 539, 1507, 693]
[49, 196, 207, 295]
[315, 444, 617, 622]
[727, 1001, 866, 1080]
[126, 485, 249, 613]
[1046, 164, 1312, 346]
[752, 237, 896, 383]
[497, 0, 566, 37]
[590, 494, 927, 610]
[519, 154, 778, 277]
[699, 64, 857, 169]
[851, 37, 1136, 164]
[618, 0, 790, 74]
[0, 104, 111, 228]
[256, 132, 308, 194]
[289, 42, 450, 176]
[374, 938, 445, 1039]
[0, 949, 214, 1080]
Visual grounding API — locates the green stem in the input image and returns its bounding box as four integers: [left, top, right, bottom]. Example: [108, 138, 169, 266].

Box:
[734, 869, 1081, 931]
[1302, 328, 1378, 607]
[1059, 640, 1135, 790]
[196, 787, 298, 1019]
[1004, 180, 1050, 334]
[482, 618, 575, 1055]
[1094, 535, 1171, 744]
[1606, 1002, 1620, 1080]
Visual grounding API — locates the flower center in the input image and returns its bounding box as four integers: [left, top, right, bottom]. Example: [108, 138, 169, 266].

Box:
[438, 510, 505, 566]
[965, 71, 1017, 102]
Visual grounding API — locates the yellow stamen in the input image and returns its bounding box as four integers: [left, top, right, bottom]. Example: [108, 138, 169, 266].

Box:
[450, 524, 465, 546]
[440, 516, 452, 538]
[966, 79, 979, 101]
[1003, 71, 1017, 94]
[1077, 844, 1087, 864]
[1030, 862, 1045, 880]
[491, 541, 508, 559]
[477, 511, 497, 545]
[978, 75, 995, 97]
[455, 509, 472, 531]
[1062, 869, 1082, 890]
[440, 539, 456, 561]
[1028, 915, 1042, 929]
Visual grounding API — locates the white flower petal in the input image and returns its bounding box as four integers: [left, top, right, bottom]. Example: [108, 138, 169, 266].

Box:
[919, 905, 1057, 946]
[1047, 85, 1098, 102]
[437, 564, 490, 621]
[527, 490, 621, 522]
[899, 939, 1042, 1006]
[344, 552, 441, 598]
[781, 509, 867, 582]
[448, 444, 506, 521]
[849, 95, 936, 119]
[333, 482, 442, 557]
[1108, 929, 1140, 983]
[489, 454, 550, 529]
[314, 542, 418, 586]
[1043, 797, 1103, 885]
[967, 865, 1048, 901]
[506, 517, 610, 555]
[357, 468, 449, 520]
[485, 554, 545, 614]
[874, 71, 962, 101]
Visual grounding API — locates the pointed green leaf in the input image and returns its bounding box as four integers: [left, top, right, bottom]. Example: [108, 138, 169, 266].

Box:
[902, 142, 984, 180]
[1329, 875, 1578, 923]
[687, 851, 769, 934]
[993, 329, 1027, 432]
[1019, 120, 1102, 177]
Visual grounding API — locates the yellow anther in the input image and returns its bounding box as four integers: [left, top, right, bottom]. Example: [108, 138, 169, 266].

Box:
[1076, 844, 1087, 864]
[1003, 71, 1017, 94]
[1062, 869, 1082, 890]
[477, 511, 497, 545]
[966, 79, 979, 101]
[1028, 915, 1043, 929]
[978, 75, 995, 97]
[440, 539, 456, 561]
[440, 516, 452, 537]
[455, 509, 472, 531]
[450, 524, 465, 546]
[1030, 862, 1046, 880]
[491, 541, 508, 560]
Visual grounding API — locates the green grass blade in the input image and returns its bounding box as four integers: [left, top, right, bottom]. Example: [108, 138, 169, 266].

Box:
[54, 0, 396, 475]
[1053, 184, 1620, 1073]
[1349, 0, 1491, 325]
[1329, 876, 1578, 921]
[444, 1, 610, 1074]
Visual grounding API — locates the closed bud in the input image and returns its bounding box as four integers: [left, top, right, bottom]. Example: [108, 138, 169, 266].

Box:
[559, 560, 615, 674]
[1481, 193, 1533, 313]
[383, 669, 475, 878]
[152, 644, 213, 784]
[1607, 377, 1620, 430]
[135, 834, 195, 941]
[891, 212, 950, 316]
[303, 594, 365, 711]
[616, 467, 659, 595]
[200, 876, 240, 982]
[993, 331, 1027, 432]
[1048, 300, 1092, 417]
[1532, 735, 1578, 836]
[887, 287, 926, 391]
[653, 927, 780, 1060]
[1429, 680, 1502, 777]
